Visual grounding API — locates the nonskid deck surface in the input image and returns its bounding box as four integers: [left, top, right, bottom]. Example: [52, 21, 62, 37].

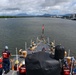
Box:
[36, 42, 50, 52]
[27, 41, 50, 54]
[2, 70, 18, 75]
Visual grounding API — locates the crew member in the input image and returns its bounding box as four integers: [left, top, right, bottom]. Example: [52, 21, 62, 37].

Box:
[42, 47, 45, 51]
[19, 61, 26, 75]
[2, 46, 11, 74]
[0, 57, 3, 75]
[14, 60, 19, 71]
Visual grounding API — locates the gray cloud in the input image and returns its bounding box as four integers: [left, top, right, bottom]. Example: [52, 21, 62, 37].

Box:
[5, 8, 20, 11]
[0, 0, 76, 15]
[41, 0, 70, 7]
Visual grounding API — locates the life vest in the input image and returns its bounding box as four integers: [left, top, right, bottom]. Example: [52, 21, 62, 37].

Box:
[19, 66, 26, 73]
[0, 58, 3, 68]
[2, 52, 9, 58]
[63, 69, 70, 75]
[13, 64, 20, 71]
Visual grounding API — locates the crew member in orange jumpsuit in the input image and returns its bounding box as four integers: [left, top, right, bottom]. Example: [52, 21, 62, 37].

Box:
[19, 61, 26, 75]
[0, 57, 3, 75]
[2, 46, 10, 74]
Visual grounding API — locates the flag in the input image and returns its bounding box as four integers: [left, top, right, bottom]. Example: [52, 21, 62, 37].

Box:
[42, 25, 44, 30]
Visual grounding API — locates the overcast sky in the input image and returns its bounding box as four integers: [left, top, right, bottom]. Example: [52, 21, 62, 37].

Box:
[0, 0, 76, 15]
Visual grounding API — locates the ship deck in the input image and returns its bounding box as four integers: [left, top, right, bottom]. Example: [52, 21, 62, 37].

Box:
[27, 41, 50, 54]
[3, 70, 17, 75]
[3, 41, 51, 75]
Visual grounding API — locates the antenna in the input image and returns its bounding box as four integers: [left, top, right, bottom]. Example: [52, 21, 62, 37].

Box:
[25, 42, 27, 50]
[36, 37, 39, 45]
[16, 48, 19, 71]
[47, 37, 49, 44]
[41, 24, 44, 39]
[31, 39, 32, 45]
[68, 49, 70, 57]
[16, 48, 18, 60]
[53, 40, 55, 46]
[42, 24, 44, 34]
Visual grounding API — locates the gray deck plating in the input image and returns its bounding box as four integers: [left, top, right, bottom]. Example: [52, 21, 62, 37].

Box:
[27, 42, 50, 54]
[2, 70, 17, 75]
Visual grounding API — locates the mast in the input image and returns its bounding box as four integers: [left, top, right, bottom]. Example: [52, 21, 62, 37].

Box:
[36, 37, 39, 45]
[41, 24, 44, 39]
[31, 39, 32, 45]
[68, 49, 70, 57]
[25, 42, 27, 50]
[47, 37, 49, 44]
[16, 48, 19, 71]
[42, 24, 44, 34]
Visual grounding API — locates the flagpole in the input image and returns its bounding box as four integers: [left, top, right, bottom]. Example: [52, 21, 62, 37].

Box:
[41, 24, 44, 39]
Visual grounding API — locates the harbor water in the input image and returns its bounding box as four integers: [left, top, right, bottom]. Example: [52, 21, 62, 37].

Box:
[0, 18, 76, 55]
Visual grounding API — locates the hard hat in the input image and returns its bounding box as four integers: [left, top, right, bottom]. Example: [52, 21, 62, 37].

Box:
[15, 60, 19, 64]
[5, 46, 8, 49]
[64, 51, 67, 57]
[19, 49, 22, 52]
[22, 61, 25, 65]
